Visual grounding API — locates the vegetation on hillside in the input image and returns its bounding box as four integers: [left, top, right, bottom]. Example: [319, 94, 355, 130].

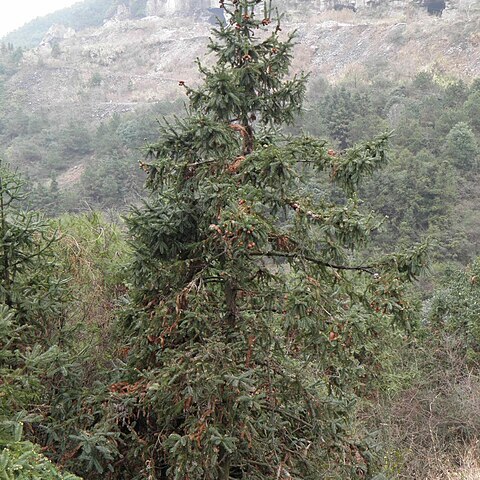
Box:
[302, 75, 480, 265]
[2, 35, 479, 265]
[0, 159, 130, 479]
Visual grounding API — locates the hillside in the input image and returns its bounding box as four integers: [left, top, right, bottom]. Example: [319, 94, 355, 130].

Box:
[2, 0, 121, 48]
[5, 1, 480, 118]
[0, 0, 479, 204]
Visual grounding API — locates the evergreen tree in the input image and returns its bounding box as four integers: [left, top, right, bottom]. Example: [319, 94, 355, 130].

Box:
[0, 162, 85, 478]
[321, 86, 372, 149]
[464, 90, 480, 133]
[0, 419, 81, 480]
[111, 2, 425, 478]
[429, 258, 480, 364]
[443, 121, 478, 171]
[0, 161, 65, 320]
[0, 165, 129, 479]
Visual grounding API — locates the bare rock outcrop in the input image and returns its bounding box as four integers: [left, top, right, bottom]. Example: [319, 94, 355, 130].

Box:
[146, 0, 213, 16]
[40, 24, 75, 47]
[112, 4, 132, 21]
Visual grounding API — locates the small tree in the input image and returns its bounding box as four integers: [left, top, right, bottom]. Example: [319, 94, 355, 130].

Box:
[0, 162, 85, 479]
[429, 258, 480, 363]
[443, 121, 478, 171]
[0, 161, 65, 322]
[112, 2, 425, 478]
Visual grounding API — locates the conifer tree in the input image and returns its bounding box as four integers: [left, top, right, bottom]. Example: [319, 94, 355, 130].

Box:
[444, 121, 478, 171]
[0, 162, 83, 479]
[112, 2, 426, 478]
[0, 161, 65, 323]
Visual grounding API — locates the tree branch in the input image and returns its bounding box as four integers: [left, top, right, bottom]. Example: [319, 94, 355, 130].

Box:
[251, 250, 376, 275]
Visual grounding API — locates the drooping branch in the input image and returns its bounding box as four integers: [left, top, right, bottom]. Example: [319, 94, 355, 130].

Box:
[251, 250, 377, 275]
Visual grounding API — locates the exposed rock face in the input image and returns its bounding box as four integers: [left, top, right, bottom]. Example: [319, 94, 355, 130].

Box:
[113, 4, 132, 21]
[146, 0, 214, 16]
[40, 24, 75, 47]
[141, 0, 454, 20]
[144, 0, 338, 18]
[11, 0, 480, 131]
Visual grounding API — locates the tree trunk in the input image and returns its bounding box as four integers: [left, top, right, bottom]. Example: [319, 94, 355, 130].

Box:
[225, 279, 237, 328]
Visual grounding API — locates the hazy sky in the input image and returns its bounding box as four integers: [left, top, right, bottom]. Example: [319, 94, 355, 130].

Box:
[0, 0, 80, 38]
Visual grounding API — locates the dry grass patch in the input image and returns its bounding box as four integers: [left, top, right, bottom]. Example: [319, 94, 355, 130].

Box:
[429, 444, 480, 480]
[376, 334, 480, 479]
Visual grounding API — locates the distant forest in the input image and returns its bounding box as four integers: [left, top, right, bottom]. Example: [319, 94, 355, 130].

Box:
[1, 37, 479, 266]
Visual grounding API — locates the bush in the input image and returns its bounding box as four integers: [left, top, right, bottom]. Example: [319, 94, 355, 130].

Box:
[375, 333, 480, 479]
[443, 122, 478, 171]
[0, 427, 81, 480]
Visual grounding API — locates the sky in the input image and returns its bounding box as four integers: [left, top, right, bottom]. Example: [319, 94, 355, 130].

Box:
[0, 0, 80, 38]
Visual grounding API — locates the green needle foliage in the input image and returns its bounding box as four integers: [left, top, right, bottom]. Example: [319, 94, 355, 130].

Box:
[0, 161, 66, 322]
[0, 164, 124, 480]
[0, 421, 81, 480]
[0, 162, 84, 478]
[110, 2, 427, 478]
[429, 258, 480, 364]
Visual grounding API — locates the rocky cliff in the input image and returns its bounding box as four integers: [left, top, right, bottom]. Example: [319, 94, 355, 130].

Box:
[146, 0, 214, 16]
[140, 0, 459, 18]
[2, 0, 466, 49]
[110, 0, 463, 21]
